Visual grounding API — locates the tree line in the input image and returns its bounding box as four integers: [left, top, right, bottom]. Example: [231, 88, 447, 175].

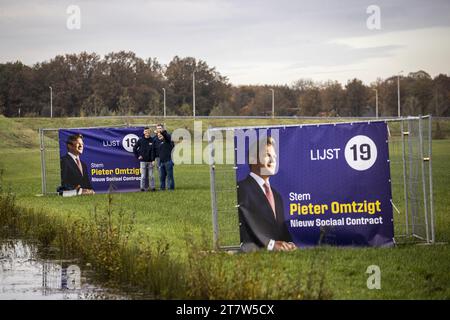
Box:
[0, 51, 449, 117]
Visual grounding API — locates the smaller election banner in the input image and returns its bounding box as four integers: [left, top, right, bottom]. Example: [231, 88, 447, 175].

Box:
[58, 127, 145, 193]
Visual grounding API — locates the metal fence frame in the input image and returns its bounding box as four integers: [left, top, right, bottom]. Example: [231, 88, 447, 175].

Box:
[208, 115, 435, 250]
[38, 117, 435, 247]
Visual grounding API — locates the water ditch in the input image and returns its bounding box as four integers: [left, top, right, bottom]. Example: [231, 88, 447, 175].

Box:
[0, 239, 127, 300]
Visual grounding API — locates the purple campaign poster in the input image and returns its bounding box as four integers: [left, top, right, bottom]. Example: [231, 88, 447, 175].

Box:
[59, 127, 144, 193]
[235, 122, 394, 247]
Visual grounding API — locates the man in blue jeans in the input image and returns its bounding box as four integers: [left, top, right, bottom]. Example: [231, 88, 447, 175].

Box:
[156, 129, 174, 190]
[152, 123, 166, 183]
[133, 127, 156, 191]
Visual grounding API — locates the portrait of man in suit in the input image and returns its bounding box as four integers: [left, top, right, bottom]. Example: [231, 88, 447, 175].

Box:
[237, 136, 295, 252]
[60, 133, 95, 195]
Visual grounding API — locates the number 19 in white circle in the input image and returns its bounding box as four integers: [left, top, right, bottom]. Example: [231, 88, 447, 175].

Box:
[344, 135, 377, 171]
[122, 134, 139, 153]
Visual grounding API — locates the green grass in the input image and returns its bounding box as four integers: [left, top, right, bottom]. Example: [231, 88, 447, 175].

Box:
[0, 115, 449, 299]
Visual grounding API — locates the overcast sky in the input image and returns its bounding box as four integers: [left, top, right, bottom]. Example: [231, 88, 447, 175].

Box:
[1, 0, 449, 85]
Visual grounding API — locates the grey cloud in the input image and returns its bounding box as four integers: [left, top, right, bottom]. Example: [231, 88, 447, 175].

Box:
[285, 44, 404, 70]
[0, 0, 448, 84]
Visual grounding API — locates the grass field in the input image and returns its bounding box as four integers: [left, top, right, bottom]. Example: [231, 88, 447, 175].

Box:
[0, 115, 449, 299]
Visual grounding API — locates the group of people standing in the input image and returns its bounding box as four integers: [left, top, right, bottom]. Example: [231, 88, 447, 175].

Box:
[133, 124, 175, 191]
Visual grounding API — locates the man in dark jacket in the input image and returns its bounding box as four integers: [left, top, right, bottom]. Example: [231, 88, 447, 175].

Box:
[60, 133, 94, 195]
[133, 127, 156, 191]
[152, 124, 166, 183]
[156, 128, 174, 190]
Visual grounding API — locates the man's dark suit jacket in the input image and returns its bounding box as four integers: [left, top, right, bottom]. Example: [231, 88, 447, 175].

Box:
[237, 174, 292, 252]
[60, 154, 93, 190]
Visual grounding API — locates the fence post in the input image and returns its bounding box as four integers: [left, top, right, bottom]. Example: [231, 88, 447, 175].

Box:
[428, 116, 435, 243]
[401, 119, 409, 236]
[208, 127, 219, 250]
[407, 118, 416, 236]
[39, 128, 47, 195]
[418, 116, 430, 243]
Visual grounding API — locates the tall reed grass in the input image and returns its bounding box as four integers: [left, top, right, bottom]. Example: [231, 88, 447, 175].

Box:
[0, 169, 332, 299]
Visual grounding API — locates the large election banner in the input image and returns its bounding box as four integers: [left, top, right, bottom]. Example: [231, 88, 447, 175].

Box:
[58, 127, 144, 193]
[235, 122, 394, 247]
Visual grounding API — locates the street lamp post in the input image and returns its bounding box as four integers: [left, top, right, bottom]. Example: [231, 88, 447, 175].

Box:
[373, 88, 379, 118]
[269, 88, 275, 119]
[162, 88, 166, 118]
[193, 71, 196, 118]
[397, 71, 403, 117]
[49, 86, 53, 118]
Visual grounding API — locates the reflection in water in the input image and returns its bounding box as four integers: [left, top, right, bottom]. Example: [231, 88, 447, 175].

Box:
[0, 240, 126, 300]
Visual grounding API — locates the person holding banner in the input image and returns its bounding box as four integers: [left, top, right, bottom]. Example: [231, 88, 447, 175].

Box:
[153, 123, 164, 178]
[133, 127, 157, 192]
[60, 133, 95, 195]
[237, 136, 295, 252]
[156, 128, 175, 190]
[153, 123, 167, 183]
